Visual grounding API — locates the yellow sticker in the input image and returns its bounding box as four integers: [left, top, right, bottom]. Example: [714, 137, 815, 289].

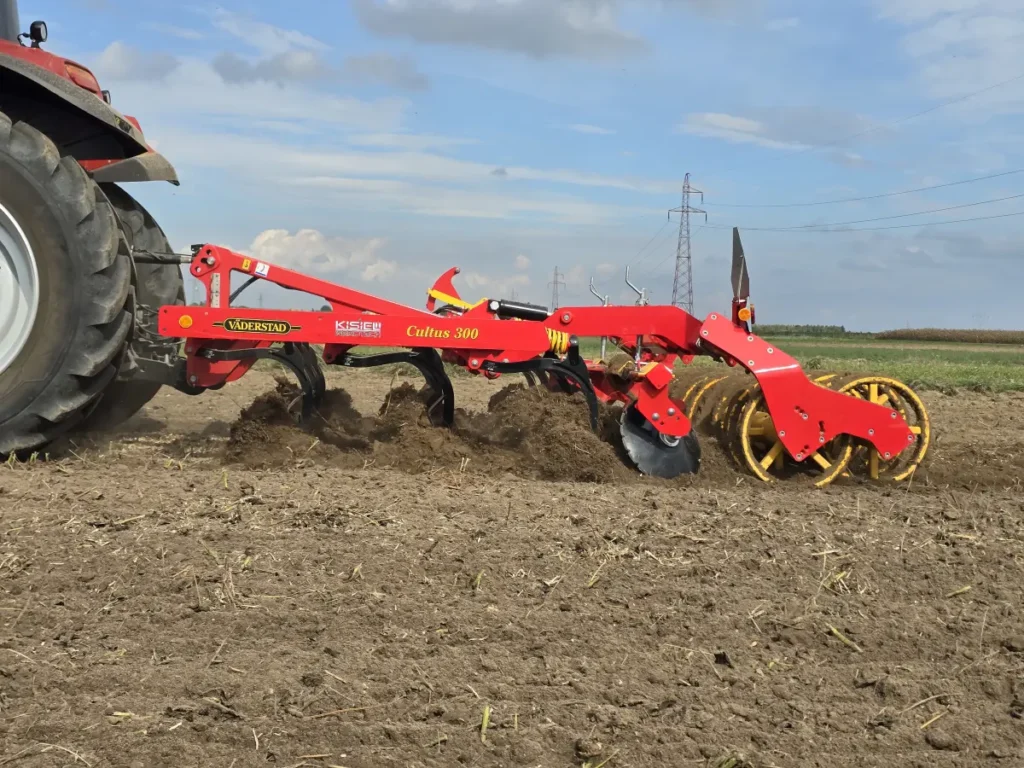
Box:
[215, 318, 295, 335]
[241, 258, 252, 271]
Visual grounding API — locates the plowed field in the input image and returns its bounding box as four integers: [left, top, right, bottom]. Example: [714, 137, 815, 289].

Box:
[1, 370, 1022, 767]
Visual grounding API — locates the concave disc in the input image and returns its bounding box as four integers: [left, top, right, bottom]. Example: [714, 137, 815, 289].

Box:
[619, 402, 701, 478]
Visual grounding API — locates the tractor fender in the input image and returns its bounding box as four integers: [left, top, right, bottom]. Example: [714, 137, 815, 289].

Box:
[88, 152, 179, 185]
[0, 49, 178, 184]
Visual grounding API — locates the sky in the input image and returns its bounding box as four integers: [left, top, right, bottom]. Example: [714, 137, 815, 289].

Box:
[19, 0, 1024, 330]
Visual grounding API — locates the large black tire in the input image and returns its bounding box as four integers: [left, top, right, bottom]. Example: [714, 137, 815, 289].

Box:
[75, 183, 185, 431]
[0, 111, 133, 456]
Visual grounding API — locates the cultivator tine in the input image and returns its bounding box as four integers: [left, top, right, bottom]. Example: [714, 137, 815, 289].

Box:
[334, 349, 456, 427]
[199, 342, 324, 420]
[481, 338, 600, 431]
[299, 344, 327, 407]
[271, 343, 325, 420]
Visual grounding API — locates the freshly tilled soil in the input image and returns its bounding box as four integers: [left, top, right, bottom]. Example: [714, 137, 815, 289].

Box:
[0, 369, 1022, 767]
[224, 376, 638, 484]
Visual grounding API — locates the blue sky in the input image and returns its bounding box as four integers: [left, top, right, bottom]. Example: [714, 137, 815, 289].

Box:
[21, 0, 1024, 329]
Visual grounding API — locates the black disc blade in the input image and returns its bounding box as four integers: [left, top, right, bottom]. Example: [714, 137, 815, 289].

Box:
[620, 403, 701, 478]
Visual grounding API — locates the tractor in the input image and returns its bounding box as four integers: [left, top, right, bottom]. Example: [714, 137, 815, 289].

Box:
[0, 0, 184, 456]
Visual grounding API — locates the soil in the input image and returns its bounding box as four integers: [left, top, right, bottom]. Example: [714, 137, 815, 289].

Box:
[1, 368, 1023, 767]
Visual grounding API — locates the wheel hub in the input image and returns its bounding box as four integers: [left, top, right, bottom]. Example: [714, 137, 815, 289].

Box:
[658, 432, 682, 448]
[0, 202, 39, 378]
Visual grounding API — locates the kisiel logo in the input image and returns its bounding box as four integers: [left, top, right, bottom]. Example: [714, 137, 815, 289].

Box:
[335, 320, 382, 338]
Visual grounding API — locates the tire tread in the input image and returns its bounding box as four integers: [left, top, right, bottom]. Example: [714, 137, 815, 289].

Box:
[0, 110, 133, 456]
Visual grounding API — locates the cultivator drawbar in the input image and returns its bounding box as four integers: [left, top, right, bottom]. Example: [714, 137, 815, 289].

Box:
[154, 230, 930, 487]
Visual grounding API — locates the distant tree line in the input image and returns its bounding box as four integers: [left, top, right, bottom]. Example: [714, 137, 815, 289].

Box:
[752, 324, 872, 338]
[876, 329, 1024, 345]
[752, 324, 1024, 345]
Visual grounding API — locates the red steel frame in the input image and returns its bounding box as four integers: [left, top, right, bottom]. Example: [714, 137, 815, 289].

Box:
[157, 244, 915, 463]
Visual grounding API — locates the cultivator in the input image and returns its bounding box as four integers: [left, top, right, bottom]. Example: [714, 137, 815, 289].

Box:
[151, 229, 930, 487]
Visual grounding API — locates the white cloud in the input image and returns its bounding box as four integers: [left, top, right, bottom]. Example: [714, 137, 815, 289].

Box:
[212, 49, 430, 91]
[212, 49, 330, 83]
[568, 123, 616, 135]
[459, 269, 530, 297]
[285, 175, 652, 224]
[360, 259, 399, 282]
[680, 112, 794, 150]
[341, 53, 430, 90]
[201, 9, 430, 92]
[678, 108, 882, 161]
[595, 262, 617, 277]
[350, 0, 756, 59]
[154, 128, 675, 195]
[211, 9, 328, 56]
[565, 264, 586, 284]
[461, 270, 491, 289]
[514, 254, 531, 269]
[247, 228, 389, 278]
[351, 0, 648, 59]
[875, 0, 1024, 117]
[92, 53, 407, 131]
[93, 41, 180, 81]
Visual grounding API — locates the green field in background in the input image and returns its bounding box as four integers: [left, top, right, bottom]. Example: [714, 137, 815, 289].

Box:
[255, 335, 1024, 393]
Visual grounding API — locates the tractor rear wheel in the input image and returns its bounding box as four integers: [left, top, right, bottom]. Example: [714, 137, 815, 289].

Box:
[0, 112, 133, 456]
[75, 183, 186, 431]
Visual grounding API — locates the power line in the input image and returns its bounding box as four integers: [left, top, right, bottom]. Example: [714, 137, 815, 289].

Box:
[643, 225, 698, 282]
[548, 266, 566, 310]
[668, 173, 704, 314]
[746, 191, 1024, 231]
[644, 240, 681, 280]
[704, 168, 1024, 209]
[699, 208, 1024, 233]
[627, 218, 671, 269]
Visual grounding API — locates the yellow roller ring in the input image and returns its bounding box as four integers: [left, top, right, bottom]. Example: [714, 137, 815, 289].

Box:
[737, 393, 853, 488]
[838, 376, 931, 482]
[721, 382, 758, 468]
[687, 375, 729, 422]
